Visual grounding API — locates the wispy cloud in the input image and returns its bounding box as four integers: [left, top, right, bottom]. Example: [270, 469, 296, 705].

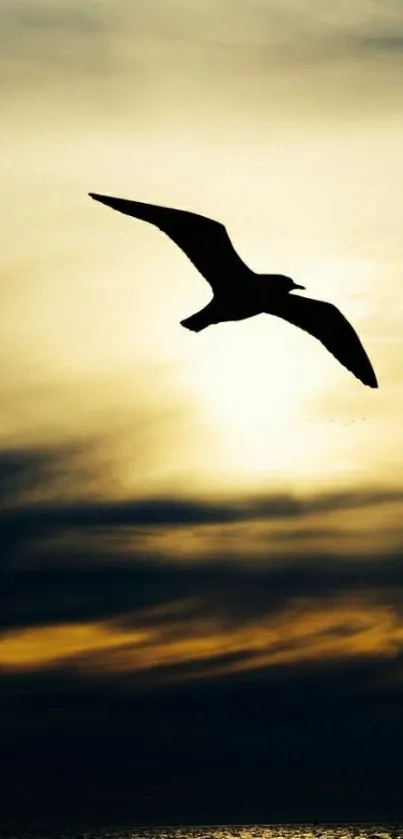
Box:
[2, 444, 403, 687]
[3, 0, 403, 85]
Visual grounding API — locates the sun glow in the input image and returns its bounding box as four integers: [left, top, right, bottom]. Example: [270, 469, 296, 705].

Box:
[180, 312, 343, 488]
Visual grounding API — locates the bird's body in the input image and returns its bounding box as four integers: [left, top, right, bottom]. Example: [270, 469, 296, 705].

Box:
[181, 275, 300, 331]
[89, 192, 378, 388]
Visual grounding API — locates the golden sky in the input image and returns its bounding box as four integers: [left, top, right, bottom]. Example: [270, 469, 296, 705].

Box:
[2, 0, 403, 699]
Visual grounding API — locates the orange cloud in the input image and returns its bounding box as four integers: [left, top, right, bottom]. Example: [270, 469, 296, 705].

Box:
[2, 598, 403, 683]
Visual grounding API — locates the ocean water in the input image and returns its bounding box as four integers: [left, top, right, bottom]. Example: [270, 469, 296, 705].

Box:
[1, 826, 402, 839]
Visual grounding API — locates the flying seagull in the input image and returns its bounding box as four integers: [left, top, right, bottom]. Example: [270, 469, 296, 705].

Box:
[89, 192, 378, 388]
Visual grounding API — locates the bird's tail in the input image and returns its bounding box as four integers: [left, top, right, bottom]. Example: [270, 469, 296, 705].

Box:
[180, 305, 215, 332]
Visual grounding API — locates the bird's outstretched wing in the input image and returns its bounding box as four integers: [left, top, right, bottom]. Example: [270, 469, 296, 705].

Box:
[89, 193, 249, 292]
[269, 294, 378, 388]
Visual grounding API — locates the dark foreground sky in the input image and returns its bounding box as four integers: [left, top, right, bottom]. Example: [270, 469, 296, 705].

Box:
[2, 444, 403, 825]
[2, 0, 403, 827]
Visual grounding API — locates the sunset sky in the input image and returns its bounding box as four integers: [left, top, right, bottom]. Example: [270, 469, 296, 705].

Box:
[2, 0, 403, 825]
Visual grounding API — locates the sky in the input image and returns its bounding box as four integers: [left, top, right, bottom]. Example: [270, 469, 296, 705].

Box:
[2, 0, 403, 826]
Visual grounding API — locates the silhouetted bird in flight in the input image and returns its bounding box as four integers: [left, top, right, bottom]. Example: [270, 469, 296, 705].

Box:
[89, 193, 378, 388]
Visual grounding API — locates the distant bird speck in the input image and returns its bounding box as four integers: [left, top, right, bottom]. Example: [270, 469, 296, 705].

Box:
[89, 193, 378, 389]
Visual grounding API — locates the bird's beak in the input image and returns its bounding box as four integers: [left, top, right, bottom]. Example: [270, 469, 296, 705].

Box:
[293, 283, 305, 291]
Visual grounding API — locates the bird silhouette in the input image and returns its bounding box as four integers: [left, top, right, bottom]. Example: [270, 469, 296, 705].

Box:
[89, 193, 378, 388]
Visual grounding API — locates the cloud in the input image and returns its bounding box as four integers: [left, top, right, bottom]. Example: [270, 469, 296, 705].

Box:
[2, 441, 403, 547]
[359, 34, 403, 54]
[3, 0, 403, 90]
[2, 444, 403, 822]
[1, 0, 104, 33]
[1, 444, 403, 691]
[0, 0, 116, 97]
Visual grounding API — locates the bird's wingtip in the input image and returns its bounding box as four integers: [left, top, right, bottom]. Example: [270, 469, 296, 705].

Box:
[364, 370, 378, 388]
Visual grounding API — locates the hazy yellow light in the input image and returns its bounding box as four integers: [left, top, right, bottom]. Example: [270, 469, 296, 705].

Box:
[0, 623, 147, 669]
[179, 310, 344, 487]
[2, 601, 403, 681]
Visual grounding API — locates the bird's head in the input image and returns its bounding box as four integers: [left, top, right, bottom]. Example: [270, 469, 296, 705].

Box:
[281, 275, 305, 292]
[264, 274, 305, 293]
